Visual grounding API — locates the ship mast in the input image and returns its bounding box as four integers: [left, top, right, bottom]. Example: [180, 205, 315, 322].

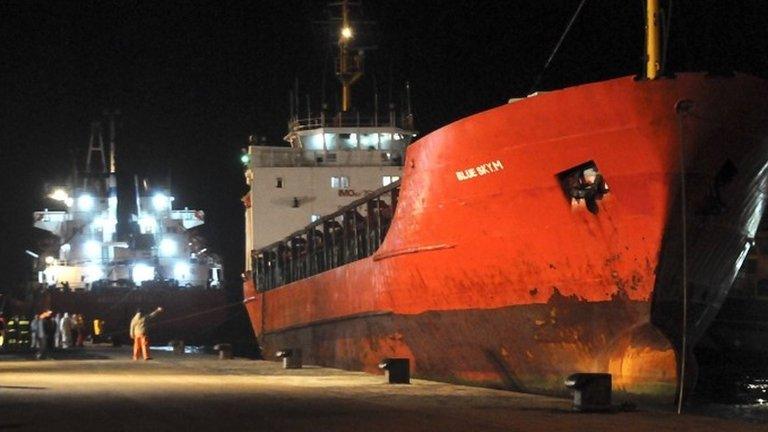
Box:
[335, 0, 363, 112]
[645, 0, 661, 79]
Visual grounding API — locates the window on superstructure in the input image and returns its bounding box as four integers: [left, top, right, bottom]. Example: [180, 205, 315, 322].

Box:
[331, 176, 349, 189]
[276, 177, 283, 188]
[382, 175, 400, 186]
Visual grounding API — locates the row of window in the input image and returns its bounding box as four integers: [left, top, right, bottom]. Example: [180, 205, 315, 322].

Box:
[272, 175, 400, 189]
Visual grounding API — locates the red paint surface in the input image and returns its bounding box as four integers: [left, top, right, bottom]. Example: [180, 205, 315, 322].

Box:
[244, 73, 768, 401]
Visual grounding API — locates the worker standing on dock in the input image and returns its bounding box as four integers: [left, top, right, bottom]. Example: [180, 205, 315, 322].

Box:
[129, 307, 163, 361]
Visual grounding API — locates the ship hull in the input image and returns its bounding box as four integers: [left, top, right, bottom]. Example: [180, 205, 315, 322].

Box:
[244, 73, 768, 403]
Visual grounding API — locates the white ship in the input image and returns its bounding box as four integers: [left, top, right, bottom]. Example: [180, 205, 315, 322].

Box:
[34, 119, 223, 291]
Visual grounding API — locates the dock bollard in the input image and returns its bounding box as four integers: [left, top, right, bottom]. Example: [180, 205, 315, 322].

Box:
[378, 358, 410, 384]
[213, 343, 233, 360]
[564, 373, 612, 412]
[276, 348, 302, 369]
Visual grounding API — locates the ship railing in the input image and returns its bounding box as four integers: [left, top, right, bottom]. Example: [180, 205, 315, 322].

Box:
[251, 180, 401, 292]
[289, 111, 414, 132]
[248, 147, 403, 167]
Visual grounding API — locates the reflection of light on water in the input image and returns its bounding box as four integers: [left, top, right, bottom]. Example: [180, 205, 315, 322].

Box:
[149, 345, 205, 354]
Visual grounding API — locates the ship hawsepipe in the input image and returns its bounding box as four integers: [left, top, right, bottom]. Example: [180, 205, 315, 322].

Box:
[244, 73, 768, 403]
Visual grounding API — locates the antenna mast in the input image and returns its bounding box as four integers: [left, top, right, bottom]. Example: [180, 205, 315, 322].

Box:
[335, 0, 364, 112]
[85, 122, 107, 175]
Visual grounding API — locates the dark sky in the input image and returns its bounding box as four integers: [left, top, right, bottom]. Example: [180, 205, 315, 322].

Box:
[1, 1, 766, 296]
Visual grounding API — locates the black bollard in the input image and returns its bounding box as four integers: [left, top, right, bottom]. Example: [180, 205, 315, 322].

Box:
[378, 358, 410, 384]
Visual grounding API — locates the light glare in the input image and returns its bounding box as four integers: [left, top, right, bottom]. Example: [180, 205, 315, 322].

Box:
[78, 194, 95, 211]
[152, 193, 169, 211]
[159, 238, 177, 256]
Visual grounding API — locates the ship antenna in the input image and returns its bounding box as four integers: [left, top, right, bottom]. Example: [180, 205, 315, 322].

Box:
[527, 0, 588, 95]
[85, 121, 107, 175]
[373, 74, 379, 126]
[405, 81, 414, 130]
[104, 109, 121, 174]
[336, 0, 364, 112]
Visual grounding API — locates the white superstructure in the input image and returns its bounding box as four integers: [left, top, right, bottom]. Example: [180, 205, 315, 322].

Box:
[33, 119, 222, 291]
[243, 116, 415, 271]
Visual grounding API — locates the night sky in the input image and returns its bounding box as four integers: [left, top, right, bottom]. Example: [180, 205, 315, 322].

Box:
[1, 1, 766, 298]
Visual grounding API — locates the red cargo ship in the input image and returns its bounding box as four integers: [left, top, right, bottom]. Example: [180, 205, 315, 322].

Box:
[243, 1, 768, 404]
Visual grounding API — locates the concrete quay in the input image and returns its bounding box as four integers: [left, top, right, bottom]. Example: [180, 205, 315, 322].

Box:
[0, 346, 765, 431]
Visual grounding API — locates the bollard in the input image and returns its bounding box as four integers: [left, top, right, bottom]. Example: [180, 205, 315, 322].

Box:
[378, 358, 410, 384]
[564, 373, 612, 412]
[213, 343, 233, 360]
[276, 348, 303, 369]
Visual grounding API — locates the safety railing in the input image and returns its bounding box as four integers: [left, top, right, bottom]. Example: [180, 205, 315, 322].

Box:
[251, 180, 401, 291]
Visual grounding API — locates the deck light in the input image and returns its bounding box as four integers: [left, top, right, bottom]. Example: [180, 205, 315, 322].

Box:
[77, 194, 95, 211]
[84, 240, 101, 259]
[341, 26, 353, 40]
[152, 193, 169, 211]
[49, 188, 69, 202]
[159, 238, 178, 257]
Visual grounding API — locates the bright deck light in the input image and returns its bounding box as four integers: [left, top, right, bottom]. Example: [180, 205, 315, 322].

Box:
[159, 238, 178, 257]
[77, 194, 95, 211]
[152, 193, 169, 211]
[49, 189, 69, 202]
[174, 261, 190, 280]
[132, 264, 155, 284]
[341, 26, 353, 39]
[84, 240, 101, 259]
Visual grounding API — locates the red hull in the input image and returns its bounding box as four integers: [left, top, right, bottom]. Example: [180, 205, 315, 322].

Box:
[244, 74, 768, 402]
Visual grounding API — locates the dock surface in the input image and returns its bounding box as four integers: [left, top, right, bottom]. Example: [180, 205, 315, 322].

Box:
[1, 346, 765, 431]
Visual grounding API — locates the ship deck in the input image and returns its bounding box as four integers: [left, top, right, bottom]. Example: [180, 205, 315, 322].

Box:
[0, 346, 765, 431]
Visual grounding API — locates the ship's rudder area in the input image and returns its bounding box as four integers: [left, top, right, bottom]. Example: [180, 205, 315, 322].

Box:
[651, 115, 768, 403]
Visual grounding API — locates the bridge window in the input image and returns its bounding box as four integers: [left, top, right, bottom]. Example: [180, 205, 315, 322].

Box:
[276, 177, 283, 188]
[331, 176, 349, 189]
[382, 175, 400, 186]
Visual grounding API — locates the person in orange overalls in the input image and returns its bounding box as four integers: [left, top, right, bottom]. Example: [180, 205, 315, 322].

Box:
[129, 307, 163, 360]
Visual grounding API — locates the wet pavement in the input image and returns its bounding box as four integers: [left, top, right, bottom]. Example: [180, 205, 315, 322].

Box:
[1, 346, 766, 431]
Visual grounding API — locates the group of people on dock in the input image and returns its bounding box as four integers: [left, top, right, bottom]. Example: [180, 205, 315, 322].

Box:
[30, 311, 87, 359]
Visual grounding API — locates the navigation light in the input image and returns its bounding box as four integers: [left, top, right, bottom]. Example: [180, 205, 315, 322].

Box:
[341, 26, 353, 40]
[240, 153, 250, 165]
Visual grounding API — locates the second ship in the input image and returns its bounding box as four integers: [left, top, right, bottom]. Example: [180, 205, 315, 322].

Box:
[32, 115, 226, 345]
